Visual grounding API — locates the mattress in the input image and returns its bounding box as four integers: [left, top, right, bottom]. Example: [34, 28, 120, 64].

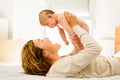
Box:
[0, 62, 120, 80]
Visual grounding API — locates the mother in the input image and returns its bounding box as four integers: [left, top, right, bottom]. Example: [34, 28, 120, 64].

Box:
[21, 12, 120, 78]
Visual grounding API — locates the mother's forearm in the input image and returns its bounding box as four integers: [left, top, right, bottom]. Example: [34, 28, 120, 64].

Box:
[73, 25, 102, 56]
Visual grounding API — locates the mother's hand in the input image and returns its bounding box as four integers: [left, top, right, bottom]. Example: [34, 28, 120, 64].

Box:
[64, 12, 77, 28]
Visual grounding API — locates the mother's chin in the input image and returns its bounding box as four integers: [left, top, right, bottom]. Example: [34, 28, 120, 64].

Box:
[53, 43, 61, 51]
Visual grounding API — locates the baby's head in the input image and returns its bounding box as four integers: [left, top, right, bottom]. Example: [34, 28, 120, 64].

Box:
[39, 9, 57, 28]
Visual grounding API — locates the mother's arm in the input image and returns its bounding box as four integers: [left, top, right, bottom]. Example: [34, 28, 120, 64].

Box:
[47, 23, 102, 77]
[64, 12, 82, 55]
[64, 12, 89, 32]
[64, 11, 102, 58]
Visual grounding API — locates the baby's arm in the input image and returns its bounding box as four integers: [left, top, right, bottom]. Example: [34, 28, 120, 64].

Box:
[57, 27, 69, 45]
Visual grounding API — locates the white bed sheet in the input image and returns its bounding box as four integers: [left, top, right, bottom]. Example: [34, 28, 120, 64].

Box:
[0, 62, 120, 80]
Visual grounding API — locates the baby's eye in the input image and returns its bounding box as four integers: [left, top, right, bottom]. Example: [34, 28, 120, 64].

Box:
[38, 39, 43, 42]
[38, 39, 40, 41]
[46, 23, 49, 26]
[40, 39, 44, 42]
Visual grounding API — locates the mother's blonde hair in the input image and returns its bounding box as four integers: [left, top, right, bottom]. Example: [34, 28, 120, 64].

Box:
[21, 40, 51, 76]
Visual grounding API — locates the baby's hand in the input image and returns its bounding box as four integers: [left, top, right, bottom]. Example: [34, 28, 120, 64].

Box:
[65, 41, 69, 45]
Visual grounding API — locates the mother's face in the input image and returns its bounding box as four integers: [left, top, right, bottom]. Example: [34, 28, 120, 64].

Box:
[33, 38, 61, 53]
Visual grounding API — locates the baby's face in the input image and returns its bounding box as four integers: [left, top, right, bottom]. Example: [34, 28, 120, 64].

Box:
[45, 17, 57, 28]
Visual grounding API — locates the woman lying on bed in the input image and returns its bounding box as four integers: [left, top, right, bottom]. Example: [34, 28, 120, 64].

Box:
[21, 13, 120, 78]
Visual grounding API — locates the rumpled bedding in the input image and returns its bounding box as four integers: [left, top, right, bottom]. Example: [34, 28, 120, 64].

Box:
[0, 62, 120, 80]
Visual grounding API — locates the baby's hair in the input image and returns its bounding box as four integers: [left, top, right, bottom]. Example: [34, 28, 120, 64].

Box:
[39, 9, 55, 25]
[39, 9, 55, 15]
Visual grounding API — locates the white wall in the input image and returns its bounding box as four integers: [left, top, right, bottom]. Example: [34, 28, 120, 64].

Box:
[0, 0, 15, 39]
[1, 0, 120, 41]
[13, 0, 48, 41]
[0, 0, 48, 62]
[0, 0, 48, 40]
[94, 0, 120, 39]
[0, 18, 8, 39]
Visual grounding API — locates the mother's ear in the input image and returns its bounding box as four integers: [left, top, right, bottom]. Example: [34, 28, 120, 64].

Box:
[43, 51, 50, 58]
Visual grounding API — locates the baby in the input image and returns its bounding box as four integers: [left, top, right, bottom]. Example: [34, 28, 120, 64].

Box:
[39, 9, 89, 50]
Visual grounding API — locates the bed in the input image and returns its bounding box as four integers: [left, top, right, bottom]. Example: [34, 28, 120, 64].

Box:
[0, 62, 120, 80]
